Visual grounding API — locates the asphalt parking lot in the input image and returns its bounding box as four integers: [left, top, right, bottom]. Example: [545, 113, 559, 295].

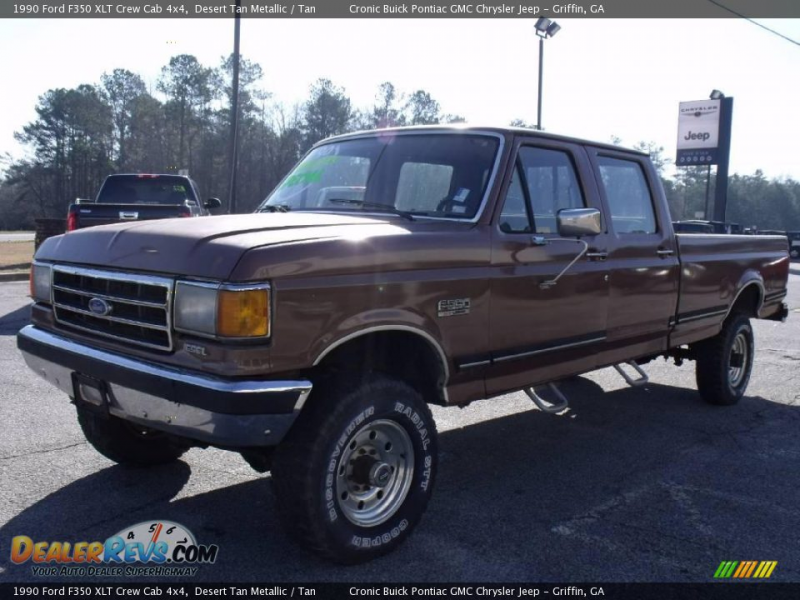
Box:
[1, 269, 799, 583]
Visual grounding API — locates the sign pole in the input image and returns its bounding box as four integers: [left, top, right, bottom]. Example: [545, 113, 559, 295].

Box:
[712, 97, 734, 223]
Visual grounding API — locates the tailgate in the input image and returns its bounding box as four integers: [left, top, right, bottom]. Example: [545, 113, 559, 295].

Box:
[75, 204, 187, 229]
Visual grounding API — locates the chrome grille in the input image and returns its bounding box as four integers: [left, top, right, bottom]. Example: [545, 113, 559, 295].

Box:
[52, 266, 174, 351]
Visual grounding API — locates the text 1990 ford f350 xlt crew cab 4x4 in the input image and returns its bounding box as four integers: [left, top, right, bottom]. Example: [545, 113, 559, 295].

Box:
[18, 126, 790, 563]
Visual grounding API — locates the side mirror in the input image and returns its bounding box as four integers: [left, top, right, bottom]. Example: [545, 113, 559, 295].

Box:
[204, 198, 222, 210]
[557, 208, 601, 237]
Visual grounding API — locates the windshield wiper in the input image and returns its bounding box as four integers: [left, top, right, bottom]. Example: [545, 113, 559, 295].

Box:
[327, 198, 416, 221]
[260, 204, 291, 213]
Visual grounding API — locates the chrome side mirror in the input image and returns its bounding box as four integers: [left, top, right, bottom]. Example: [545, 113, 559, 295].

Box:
[557, 208, 601, 237]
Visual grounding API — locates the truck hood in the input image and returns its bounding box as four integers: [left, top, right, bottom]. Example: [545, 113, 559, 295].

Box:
[36, 213, 412, 280]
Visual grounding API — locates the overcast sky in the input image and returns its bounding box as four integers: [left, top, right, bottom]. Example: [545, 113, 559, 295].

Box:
[1, 17, 798, 179]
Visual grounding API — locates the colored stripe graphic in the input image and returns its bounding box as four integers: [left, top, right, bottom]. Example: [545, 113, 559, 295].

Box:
[724, 561, 738, 578]
[733, 561, 749, 578]
[713, 562, 728, 578]
[763, 561, 778, 578]
[744, 561, 758, 578]
[715, 561, 777, 579]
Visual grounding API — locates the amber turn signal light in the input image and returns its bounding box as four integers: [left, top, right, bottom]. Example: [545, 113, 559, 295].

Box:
[216, 288, 270, 338]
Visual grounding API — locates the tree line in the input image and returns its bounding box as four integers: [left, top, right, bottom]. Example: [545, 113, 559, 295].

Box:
[1, 53, 799, 233]
[0, 53, 463, 228]
[614, 140, 800, 232]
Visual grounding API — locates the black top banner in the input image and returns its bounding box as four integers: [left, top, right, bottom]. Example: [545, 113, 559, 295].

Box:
[2, 0, 800, 18]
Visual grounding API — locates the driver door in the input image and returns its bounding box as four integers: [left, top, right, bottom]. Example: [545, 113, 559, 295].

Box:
[486, 139, 610, 396]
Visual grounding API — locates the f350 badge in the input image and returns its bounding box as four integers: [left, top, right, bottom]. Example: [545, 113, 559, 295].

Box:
[437, 298, 470, 317]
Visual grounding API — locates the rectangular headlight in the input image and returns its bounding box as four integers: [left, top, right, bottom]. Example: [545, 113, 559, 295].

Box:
[174, 281, 218, 336]
[30, 263, 52, 303]
[174, 281, 271, 339]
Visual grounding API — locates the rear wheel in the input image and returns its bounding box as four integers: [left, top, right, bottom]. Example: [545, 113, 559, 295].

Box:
[77, 407, 187, 466]
[695, 313, 754, 406]
[271, 374, 438, 564]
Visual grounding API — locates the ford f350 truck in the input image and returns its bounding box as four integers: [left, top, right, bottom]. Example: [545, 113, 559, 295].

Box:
[66, 174, 222, 231]
[18, 126, 790, 563]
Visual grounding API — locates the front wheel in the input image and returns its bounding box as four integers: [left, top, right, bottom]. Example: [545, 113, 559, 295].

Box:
[271, 374, 438, 564]
[695, 313, 754, 406]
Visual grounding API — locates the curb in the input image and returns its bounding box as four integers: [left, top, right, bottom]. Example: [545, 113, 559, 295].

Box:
[2, 262, 32, 271]
[0, 271, 29, 283]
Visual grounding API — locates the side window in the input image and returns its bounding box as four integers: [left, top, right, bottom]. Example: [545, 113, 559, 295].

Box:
[499, 165, 532, 234]
[518, 147, 585, 234]
[597, 156, 657, 234]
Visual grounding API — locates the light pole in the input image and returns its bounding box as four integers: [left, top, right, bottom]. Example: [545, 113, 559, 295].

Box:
[534, 17, 561, 131]
[227, 0, 242, 214]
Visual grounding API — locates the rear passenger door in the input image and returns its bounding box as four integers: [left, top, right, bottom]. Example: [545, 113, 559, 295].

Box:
[586, 149, 680, 363]
[486, 139, 610, 396]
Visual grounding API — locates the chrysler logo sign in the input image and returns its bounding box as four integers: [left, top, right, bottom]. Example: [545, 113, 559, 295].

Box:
[677, 98, 721, 166]
[88, 297, 112, 317]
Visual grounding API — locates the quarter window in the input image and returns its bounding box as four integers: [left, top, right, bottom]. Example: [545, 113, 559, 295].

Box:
[597, 157, 657, 234]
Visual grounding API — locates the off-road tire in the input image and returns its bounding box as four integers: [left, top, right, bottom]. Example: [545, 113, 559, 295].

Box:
[695, 313, 754, 406]
[271, 374, 438, 564]
[77, 407, 187, 466]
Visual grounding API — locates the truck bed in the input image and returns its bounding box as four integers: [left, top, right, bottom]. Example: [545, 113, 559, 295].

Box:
[671, 233, 790, 346]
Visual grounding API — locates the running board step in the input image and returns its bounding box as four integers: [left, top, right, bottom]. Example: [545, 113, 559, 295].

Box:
[613, 361, 649, 387]
[524, 382, 569, 414]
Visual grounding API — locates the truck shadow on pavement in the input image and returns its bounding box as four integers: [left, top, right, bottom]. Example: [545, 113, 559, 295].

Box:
[2, 377, 800, 582]
[0, 304, 30, 336]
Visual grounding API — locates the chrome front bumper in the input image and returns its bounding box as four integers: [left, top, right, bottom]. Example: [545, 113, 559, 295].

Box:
[17, 325, 312, 447]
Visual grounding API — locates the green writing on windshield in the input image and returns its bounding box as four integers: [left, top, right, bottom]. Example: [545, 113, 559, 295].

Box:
[281, 156, 340, 188]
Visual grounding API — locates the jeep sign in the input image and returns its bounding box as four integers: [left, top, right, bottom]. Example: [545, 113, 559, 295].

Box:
[676, 99, 721, 165]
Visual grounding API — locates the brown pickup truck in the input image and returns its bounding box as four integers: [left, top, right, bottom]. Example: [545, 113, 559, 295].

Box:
[18, 126, 790, 564]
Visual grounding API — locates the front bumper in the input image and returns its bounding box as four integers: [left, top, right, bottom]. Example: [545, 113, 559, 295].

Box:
[17, 325, 312, 447]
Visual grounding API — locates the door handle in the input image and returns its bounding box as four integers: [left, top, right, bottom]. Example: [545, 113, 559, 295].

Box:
[656, 248, 674, 257]
[530, 235, 548, 247]
[586, 251, 608, 261]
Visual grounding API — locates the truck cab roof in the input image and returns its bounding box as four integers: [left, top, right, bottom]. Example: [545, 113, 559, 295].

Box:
[321, 124, 649, 157]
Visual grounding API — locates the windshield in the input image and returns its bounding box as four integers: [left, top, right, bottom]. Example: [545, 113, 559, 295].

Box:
[97, 176, 197, 205]
[259, 133, 500, 219]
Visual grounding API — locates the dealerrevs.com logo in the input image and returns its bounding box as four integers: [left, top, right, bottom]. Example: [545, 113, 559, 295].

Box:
[10, 521, 219, 577]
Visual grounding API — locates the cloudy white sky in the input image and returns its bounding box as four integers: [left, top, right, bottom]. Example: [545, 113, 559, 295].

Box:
[1, 17, 798, 178]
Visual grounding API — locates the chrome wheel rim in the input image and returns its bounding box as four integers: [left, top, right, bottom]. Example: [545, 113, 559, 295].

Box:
[335, 419, 414, 528]
[728, 332, 749, 388]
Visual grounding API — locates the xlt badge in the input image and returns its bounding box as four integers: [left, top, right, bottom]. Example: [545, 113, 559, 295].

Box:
[437, 298, 470, 317]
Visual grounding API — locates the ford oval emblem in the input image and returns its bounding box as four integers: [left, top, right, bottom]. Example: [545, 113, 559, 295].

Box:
[88, 297, 112, 317]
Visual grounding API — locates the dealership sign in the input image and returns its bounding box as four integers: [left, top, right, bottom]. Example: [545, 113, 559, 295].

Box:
[676, 99, 721, 166]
